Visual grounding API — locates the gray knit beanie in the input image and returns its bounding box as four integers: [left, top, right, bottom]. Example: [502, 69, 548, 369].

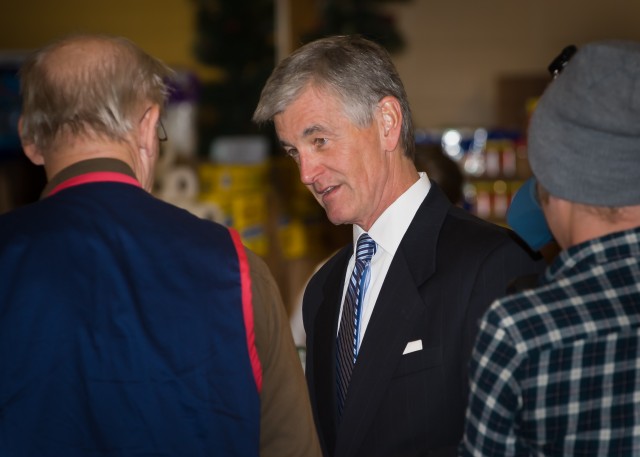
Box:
[528, 40, 640, 207]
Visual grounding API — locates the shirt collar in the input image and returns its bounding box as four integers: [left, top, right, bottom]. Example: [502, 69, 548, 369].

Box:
[546, 226, 640, 282]
[41, 158, 138, 199]
[353, 172, 431, 256]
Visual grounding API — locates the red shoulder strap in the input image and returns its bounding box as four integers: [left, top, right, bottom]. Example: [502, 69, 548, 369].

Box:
[229, 228, 263, 393]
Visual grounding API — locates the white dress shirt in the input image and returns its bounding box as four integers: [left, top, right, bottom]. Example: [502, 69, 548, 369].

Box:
[338, 172, 431, 354]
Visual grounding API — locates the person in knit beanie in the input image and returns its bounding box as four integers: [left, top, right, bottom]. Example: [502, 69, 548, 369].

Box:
[462, 40, 640, 456]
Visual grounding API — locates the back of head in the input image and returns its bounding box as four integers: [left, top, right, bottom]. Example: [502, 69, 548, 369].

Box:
[19, 34, 174, 153]
[414, 144, 464, 204]
[253, 35, 415, 159]
[528, 40, 640, 208]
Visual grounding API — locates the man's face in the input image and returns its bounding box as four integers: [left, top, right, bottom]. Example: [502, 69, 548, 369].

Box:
[273, 85, 390, 230]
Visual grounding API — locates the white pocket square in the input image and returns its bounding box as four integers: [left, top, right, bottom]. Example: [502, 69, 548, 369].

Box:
[403, 339, 423, 355]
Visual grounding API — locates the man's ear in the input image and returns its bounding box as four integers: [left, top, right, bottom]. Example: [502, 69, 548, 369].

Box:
[378, 96, 402, 152]
[18, 117, 44, 165]
[139, 104, 160, 157]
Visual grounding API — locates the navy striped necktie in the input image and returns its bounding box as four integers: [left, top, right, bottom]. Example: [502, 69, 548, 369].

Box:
[336, 233, 377, 418]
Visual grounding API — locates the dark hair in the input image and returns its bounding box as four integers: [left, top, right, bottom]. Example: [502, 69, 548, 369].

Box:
[414, 145, 464, 204]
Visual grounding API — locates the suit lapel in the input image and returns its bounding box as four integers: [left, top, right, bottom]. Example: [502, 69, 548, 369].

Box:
[333, 184, 452, 457]
[312, 246, 351, 453]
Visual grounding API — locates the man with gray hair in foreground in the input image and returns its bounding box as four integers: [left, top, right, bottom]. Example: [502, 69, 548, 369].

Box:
[461, 40, 640, 456]
[0, 34, 320, 457]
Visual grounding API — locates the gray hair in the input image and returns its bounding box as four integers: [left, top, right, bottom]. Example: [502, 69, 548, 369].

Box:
[253, 35, 415, 159]
[19, 34, 174, 152]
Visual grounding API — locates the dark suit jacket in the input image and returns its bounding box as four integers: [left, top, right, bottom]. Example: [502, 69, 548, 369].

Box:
[303, 183, 545, 457]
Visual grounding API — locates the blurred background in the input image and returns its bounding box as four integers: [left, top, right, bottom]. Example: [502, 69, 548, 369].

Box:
[2, 0, 639, 313]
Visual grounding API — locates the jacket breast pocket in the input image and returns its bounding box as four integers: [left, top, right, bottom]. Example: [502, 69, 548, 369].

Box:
[393, 345, 442, 378]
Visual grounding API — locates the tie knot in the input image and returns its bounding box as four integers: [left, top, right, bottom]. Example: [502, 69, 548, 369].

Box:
[356, 234, 376, 263]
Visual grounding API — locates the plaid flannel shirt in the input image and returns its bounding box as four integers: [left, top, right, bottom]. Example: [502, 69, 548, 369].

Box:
[460, 227, 640, 456]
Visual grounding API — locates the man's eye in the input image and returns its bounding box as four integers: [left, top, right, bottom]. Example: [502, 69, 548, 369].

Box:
[314, 138, 328, 148]
[284, 148, 299, 158]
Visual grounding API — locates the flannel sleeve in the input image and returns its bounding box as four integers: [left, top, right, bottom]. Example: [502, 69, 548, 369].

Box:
[459, 303, 526, 457]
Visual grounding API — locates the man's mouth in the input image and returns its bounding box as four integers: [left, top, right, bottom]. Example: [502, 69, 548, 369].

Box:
[320, 186, 335, 196]
[316, 185, 338, 204]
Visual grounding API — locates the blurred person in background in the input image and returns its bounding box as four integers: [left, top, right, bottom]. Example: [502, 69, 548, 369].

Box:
[461, 40, 640, 456]
[0, 33, 320, 457]
[414, 143, 465, 206]
[502, 48, 573, 294]
[254, 34, 544, 457]
[506, 176, 560, 264]
[504, 176, 561, 293]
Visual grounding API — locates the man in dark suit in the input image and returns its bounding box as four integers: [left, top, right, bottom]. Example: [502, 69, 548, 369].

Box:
[253, 35, 544, 457]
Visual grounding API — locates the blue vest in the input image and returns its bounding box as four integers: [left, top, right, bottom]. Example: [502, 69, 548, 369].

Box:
[0, 178, 261, 456]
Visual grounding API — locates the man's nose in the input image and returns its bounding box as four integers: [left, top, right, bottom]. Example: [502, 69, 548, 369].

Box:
[299, 151, 322, 186]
